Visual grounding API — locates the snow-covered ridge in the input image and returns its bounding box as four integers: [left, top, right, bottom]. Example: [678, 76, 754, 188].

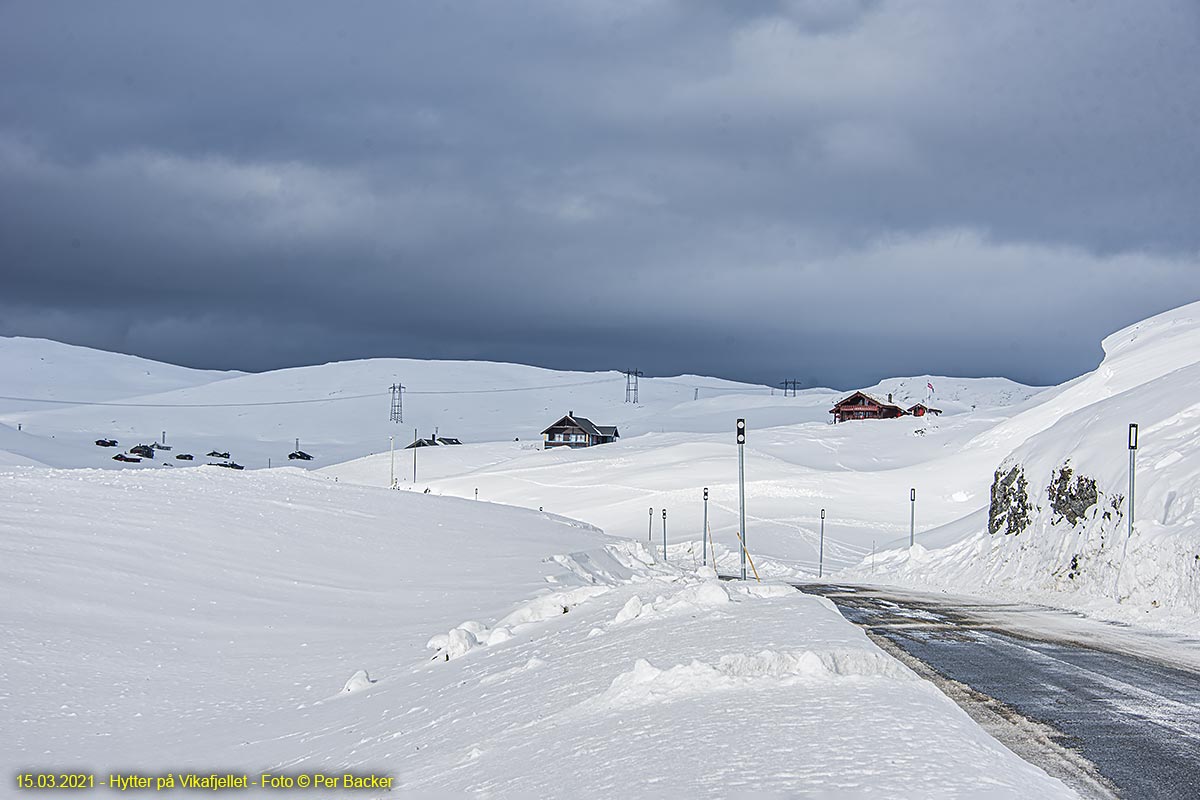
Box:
[849, 301, 1200, 627]
[0, 333, 1037, 471]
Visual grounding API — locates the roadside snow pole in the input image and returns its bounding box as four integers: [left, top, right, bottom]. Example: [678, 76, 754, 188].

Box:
[475, 488, 478, 500]
[702, 488, 709, 566]
[737, 418, 747, 581]
[389, 435, 395, 488]
[662, 508, 668, 561]
[649, 507, 654, 544]
[1119, 423, 1139, 594]
[910, 488, 916, 547]
[819, 508, 826, 578]
[413, 428, 418, 483]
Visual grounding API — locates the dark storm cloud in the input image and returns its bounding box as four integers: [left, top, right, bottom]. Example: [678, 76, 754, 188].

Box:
[2, 0, 1198, 388]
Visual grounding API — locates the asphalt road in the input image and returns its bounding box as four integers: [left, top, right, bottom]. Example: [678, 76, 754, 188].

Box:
[799, 584, 1200, 800]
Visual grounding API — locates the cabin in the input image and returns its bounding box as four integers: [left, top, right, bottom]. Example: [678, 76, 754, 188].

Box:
[95, 439, 118, 447]
[829, 392, 908, 423]
[175, 453, 194, 461]
[215, 461, 244, 470]
[288, 450, 313, 461]
[112, 453, 141, 463]
[404, 434, 464, 449]
[907, 403, 942, 418]
[542, 412, 620, 448]
[129, 444, 156, 458]
[206, 450, 230, 459]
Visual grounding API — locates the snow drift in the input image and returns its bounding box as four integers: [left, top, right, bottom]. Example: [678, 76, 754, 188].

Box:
[850, 302, 1200, 626]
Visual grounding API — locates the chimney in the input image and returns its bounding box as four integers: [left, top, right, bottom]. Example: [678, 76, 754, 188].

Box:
[568, 410, 573, 417]
[887, 393, 893, 403]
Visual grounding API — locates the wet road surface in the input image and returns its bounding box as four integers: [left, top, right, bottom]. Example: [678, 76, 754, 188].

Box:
[799, 584, 1200, 799]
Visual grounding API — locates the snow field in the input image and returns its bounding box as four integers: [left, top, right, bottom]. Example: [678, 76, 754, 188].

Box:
[1, 467, 1074, 797]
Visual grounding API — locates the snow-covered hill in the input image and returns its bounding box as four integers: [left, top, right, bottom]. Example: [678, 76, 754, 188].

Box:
[0, 337, 239, 414]
[844, 303, 1200, 627]
[0, 335, 1035, 472]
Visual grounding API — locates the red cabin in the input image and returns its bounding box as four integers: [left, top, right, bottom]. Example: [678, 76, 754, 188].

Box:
[907, 403, 942, 417]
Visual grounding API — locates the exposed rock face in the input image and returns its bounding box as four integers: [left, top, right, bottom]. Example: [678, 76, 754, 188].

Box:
[988, 464, 1033, 536]
[1046, 462, 1100, 527]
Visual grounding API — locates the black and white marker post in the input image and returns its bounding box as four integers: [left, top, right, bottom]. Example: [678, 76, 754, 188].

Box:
[737, 418, 747, 581]
[909, 488, 917, 547]
[702, 488, 709, 566]
[1120, 423, 1139, 588]
[648, 507, 654, 544]
[662, 508, 668, 561]
[819, 508, 826, 578]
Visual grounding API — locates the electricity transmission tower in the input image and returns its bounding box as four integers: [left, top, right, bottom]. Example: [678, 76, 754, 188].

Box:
[389, 383, 404, 423]
[624, 369, 643, 403]
[779, 379, 801, 397]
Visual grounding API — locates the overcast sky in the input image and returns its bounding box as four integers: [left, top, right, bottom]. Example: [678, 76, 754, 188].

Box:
[2, 1, 1198, 389]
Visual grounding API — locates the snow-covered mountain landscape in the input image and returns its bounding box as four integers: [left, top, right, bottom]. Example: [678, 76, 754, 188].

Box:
[4, 302, 1199, 797]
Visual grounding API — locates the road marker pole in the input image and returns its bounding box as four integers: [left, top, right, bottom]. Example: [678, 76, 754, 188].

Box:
[910, 488, 916, 547]
[819, 508, 826, 578]
[389, 435, 395, 488]
[737, 418, 747, 581]
[1118, 423, 1138, 596]
[649, 507, 654, 544]
[662, 508, 668, 562]
[702, 488, 709, 566]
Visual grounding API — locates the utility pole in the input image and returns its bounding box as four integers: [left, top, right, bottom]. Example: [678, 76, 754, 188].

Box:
[737, 418, 747, 581]
[702, 488, 709, 566]
[662, 508, 668, 561]
[910, 488, 916, 547]
[624, 369, 643, 403]
[390, 383, 404, 423]
[389, 435, 395, 488]
[819, 508, 826, 578]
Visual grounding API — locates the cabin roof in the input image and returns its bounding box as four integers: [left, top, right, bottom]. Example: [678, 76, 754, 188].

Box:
[542, 413, 601, 437]
[829, 391, 907, 413]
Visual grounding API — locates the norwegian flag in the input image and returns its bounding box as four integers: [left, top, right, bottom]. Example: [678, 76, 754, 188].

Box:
[927, 382, 935, 393]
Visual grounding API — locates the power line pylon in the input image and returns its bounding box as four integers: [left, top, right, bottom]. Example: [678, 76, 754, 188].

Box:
[389, 383, 404, 423]
[624, 369, 643, 403]
[779, 379, 800, 397]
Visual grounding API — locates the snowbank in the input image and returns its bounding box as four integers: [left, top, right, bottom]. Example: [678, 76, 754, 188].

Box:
[1, 467, 1073, 797]
[844, 302, 1200, 629]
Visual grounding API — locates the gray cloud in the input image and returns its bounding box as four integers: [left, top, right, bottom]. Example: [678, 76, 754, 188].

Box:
[2, 0, 1198, 389]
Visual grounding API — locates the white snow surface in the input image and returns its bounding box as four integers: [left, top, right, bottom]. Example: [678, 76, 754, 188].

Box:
[0, 331, 1038, 472]
[840, 302, 1200, 629]
[9, 301, 1200, 792]
[1, 466, 1073, 797]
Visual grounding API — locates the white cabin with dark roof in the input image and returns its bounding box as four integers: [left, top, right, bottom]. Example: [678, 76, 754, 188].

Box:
[541, 412, 620, 448]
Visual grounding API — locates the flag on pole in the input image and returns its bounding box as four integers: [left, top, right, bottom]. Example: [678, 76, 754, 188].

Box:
[927, 382, 934, 392]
